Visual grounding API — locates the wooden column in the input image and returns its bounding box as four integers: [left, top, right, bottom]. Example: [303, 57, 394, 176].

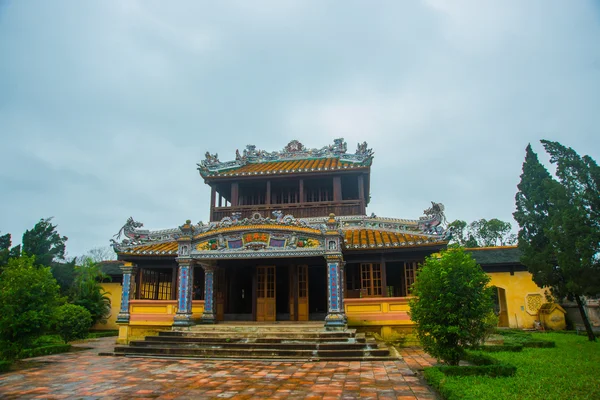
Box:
[231, 182, 239, 207]
[218, 192, 222, 207]
[266, 180, 271, 205]
[299, 179, 304, 203]
[381, 255, 388, 297]
[333, 176, 342, 201]
[357, 175, 365, 214]
[210, 186, 216, 220]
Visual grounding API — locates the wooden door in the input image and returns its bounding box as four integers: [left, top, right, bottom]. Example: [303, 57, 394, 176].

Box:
[256, 266, 276, 322]
[297, 265, 309, 321]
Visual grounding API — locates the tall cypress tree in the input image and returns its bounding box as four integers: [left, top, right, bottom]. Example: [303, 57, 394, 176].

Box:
[514, 142, 599, 341]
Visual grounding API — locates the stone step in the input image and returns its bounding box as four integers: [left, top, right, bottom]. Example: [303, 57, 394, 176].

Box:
[113, 345, 391, 359]
[146, 335, 367, 344]
[183, 324, 338, 333]
[128, 340, 380, 351]
[160, 331, 360, 340]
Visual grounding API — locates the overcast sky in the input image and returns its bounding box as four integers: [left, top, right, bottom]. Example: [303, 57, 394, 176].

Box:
[1, 1, 599, 258]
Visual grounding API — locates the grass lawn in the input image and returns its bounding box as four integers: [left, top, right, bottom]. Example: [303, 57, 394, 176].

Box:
[425, 333, 600, 400]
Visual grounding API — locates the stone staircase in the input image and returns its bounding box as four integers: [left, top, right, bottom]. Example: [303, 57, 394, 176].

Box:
[113, 324, 397, 361]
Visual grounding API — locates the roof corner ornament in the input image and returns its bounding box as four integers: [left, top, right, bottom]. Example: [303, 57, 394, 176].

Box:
[111, 217, 149, 249]
[356, 141, 374, 159]
[204, 151, 220, 166]
[419, 202, 448, 235]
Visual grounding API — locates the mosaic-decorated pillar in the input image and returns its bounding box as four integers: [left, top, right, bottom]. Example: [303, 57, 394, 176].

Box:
[199, 263, 216, 324]
[324, 213, 347, 331]
[173, 219, 195, 327]
[116, 262, 137, 324]
[173, 260, 194, 327]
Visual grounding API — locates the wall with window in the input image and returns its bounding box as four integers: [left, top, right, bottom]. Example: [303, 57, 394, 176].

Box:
[345, 260, 422, 298]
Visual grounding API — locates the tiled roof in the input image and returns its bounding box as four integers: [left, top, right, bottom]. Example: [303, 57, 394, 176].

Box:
[204, 158, 368, 178]
[117, 228, 446, 256]
[343, 229, 446, 250]
[118, 241, 178, 256]
[98, 261, 124, 275]
[193, 224, 322, 240]
[466, 246, 522, 265]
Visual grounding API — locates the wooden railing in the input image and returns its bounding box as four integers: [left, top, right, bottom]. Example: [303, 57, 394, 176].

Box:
[211, 200, 363, 221]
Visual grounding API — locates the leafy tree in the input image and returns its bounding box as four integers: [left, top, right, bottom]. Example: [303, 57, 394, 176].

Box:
[0, 256, 61, 360]
[0, 233, 21, 273]
[22, 218, 68, 267]
[448, 220, 479, 247]
[54, 304, 92, 344]
[72, 257, 112, 326]
[409, 247, 495, 365]
[78, 246, 117, 264]
[448, 219, 515, 247]
[0, 233, 11, 271]
[51, 259, 77, 296]
[470, 218, 517, 247]
[514, 141, 600, 342]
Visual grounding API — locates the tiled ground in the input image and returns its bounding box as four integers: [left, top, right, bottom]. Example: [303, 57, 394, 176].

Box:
[398, 348, 437, 371]
[0, 338, 437, 399]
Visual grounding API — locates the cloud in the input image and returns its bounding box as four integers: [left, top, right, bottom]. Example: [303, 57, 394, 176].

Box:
[0, 0, 599, 256]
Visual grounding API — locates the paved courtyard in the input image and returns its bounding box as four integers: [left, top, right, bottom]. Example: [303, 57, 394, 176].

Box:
[0, 338, 437, 399]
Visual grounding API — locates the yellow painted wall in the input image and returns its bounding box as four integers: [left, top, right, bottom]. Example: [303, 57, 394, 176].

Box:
[93, 282, 122, 330]
[487, 271, 547, 329]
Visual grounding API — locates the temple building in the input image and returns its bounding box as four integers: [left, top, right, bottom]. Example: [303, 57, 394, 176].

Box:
[110, 139, 555, 344]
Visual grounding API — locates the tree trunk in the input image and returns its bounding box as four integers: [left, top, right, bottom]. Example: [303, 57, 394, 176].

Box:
[575, 295, 596, 342]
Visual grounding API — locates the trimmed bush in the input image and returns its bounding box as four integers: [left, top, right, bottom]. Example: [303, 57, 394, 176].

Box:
[438, 364, 516, 378]
[479, 344, 523, 352]
[87, 330, 118, 338]
[54, 304, 92, 344]
[409, 247, 496, 365]
[20, 344, 71, 358]
[523, 340, 555, 348]
[0, 360, 11, 373]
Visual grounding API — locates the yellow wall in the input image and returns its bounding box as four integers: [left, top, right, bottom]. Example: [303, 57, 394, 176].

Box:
[487, 271, 547, 329]
[93, 282, 122, 330]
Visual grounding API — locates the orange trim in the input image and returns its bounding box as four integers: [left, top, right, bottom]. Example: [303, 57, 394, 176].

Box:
[205, 158, 369, 178]
[343, 229, 446, 250]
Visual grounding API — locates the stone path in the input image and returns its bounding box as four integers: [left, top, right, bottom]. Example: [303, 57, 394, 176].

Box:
[0, 338, 437, 399]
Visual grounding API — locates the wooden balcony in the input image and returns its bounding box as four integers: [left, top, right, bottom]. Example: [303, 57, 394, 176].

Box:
[211, 200, 364, 221]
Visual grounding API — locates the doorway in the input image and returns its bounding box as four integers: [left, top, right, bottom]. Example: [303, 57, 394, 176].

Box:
[309, 265, 327, 320]
[256, 266, 276, 321]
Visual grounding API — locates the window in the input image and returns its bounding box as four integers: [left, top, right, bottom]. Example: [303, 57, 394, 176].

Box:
[139, 268, 173, 300]
[360, 263, 382, 297]
[404, 261, 418, 296]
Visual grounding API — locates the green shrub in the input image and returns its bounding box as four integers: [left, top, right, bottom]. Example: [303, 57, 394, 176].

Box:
[479, 344, 523, 352]
[20, 344, 71, 358]
[523, 340, 555, 348]
[438, 364, 516, 378]
[0, 256, 61, 360]
[54, 304, 92, 344]
[409, 247, 495, 365]
[0, 360, 11, 373]
[71, 258, 112, 325]
[87, 330, 118, 338]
